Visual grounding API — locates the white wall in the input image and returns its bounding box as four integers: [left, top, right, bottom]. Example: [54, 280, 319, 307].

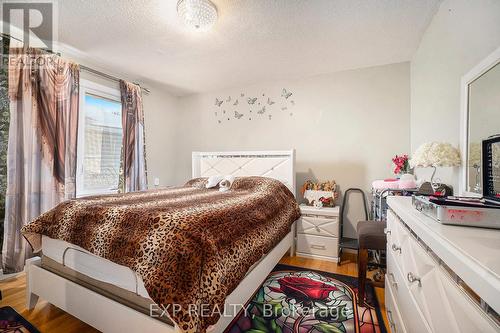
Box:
[142, 83, 179, 187]
[171, 62, 410, 237]
[410, 0, 500, 191]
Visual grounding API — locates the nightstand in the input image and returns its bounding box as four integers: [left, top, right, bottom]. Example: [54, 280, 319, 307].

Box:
[296, 204, 340, 263]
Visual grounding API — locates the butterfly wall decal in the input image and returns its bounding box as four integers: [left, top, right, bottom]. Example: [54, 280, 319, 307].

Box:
[247, 97, 257, 105]
[281, 88, 292, 99]
[213, 90, 295, 122]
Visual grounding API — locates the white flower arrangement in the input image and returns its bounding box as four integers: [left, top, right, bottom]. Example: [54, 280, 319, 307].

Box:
[410, 142, 461, 168]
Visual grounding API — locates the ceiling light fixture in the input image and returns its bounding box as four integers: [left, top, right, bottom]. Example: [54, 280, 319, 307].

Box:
[177, 0, 218, 32]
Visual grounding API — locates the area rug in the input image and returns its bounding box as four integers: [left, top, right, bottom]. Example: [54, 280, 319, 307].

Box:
[0, 306, 40, 333]
[224, 264, 386, 333]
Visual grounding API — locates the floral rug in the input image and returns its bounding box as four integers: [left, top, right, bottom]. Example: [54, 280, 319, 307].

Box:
[0, 306, 40, 333]
[224, 264, 386, 333]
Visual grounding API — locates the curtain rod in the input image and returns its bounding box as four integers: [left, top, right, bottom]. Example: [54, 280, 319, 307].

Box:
[79, 65, 151, 94]
[1, 32, 151, 94]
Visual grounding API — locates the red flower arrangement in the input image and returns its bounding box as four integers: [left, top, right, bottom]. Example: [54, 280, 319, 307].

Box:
[392, 154, 410, 175]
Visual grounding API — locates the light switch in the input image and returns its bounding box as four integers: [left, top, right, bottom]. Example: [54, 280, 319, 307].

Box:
[154, 177, 160, 186]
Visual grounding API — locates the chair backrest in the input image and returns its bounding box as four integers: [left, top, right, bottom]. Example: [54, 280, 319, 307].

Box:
[339, 188, 369, 241]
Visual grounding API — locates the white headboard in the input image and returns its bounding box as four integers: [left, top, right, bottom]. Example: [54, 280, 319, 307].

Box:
[192, 150, 296, 196]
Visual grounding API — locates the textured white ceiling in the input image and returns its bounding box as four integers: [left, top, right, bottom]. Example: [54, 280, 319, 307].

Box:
[56, 0, 441, 96]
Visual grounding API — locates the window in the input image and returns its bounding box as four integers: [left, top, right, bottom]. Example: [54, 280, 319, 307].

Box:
[77, 80, 122, 196]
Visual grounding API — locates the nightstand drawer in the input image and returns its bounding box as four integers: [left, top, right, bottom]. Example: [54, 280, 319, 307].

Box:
[297, 215, 339, 237]
[296, 234, 339, 257]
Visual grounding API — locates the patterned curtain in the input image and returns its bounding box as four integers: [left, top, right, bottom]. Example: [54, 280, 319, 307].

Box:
[1, 48, 79, 273]
[119, 80, 147, 192]
[0, 37, 10, 264]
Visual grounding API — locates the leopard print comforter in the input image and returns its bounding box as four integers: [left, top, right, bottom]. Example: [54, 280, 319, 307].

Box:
[22, 176, 300, 332]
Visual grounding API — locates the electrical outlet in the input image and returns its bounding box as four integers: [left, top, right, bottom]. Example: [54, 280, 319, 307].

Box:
[154, 177, 160, 186]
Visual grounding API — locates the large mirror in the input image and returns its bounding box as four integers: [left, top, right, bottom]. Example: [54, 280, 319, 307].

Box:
[463, 50, 500, 195]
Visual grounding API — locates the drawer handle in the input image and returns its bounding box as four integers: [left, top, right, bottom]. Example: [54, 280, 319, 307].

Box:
[391, 243, 401, 254]
[384, 228, 391, 235]
[311, 244, 326, 250]
[388, 272, 398, 288]
[407, 272, 422, 287]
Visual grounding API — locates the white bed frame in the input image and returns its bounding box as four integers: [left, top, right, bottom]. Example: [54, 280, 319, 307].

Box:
[26, 150, 297, 333]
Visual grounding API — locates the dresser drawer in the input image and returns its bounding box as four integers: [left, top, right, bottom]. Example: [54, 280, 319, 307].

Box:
[297, 215, 339, 237]
[434, 265, 500, 333]
[387, 210, 500, 333]
[386, 209, 396, 244]
[403, 236, 499, 333]
[387, 250, 432, 333]
[403, 231, 437, 328]
[385, 275, 407, 333]
[296, 234, 339, 258]
[387, 214, 410, 277]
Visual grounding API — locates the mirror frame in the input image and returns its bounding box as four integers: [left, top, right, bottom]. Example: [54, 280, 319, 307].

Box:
[460, 46, 500, 196]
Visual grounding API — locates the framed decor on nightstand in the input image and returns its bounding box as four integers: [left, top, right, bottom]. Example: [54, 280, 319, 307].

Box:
[295, 205, 340, 263]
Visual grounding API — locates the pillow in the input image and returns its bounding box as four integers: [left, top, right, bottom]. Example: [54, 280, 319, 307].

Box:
[219, 175, 236, 192]
[206, 175, 224, 188]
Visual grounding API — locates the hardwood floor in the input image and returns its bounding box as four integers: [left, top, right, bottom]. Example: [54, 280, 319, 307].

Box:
[0, 272, 99, 332]
[0, 254, 387, 332]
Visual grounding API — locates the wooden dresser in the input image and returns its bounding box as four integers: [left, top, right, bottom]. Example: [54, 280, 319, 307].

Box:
[296, 205, 340, 262]
[386, 197, 500, 333]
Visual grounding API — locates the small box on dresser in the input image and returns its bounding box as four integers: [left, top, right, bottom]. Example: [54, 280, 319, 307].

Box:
[296, 205, 340, 263]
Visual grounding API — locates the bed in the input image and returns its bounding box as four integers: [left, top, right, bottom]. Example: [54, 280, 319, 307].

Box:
[23, 150, 299, 333]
